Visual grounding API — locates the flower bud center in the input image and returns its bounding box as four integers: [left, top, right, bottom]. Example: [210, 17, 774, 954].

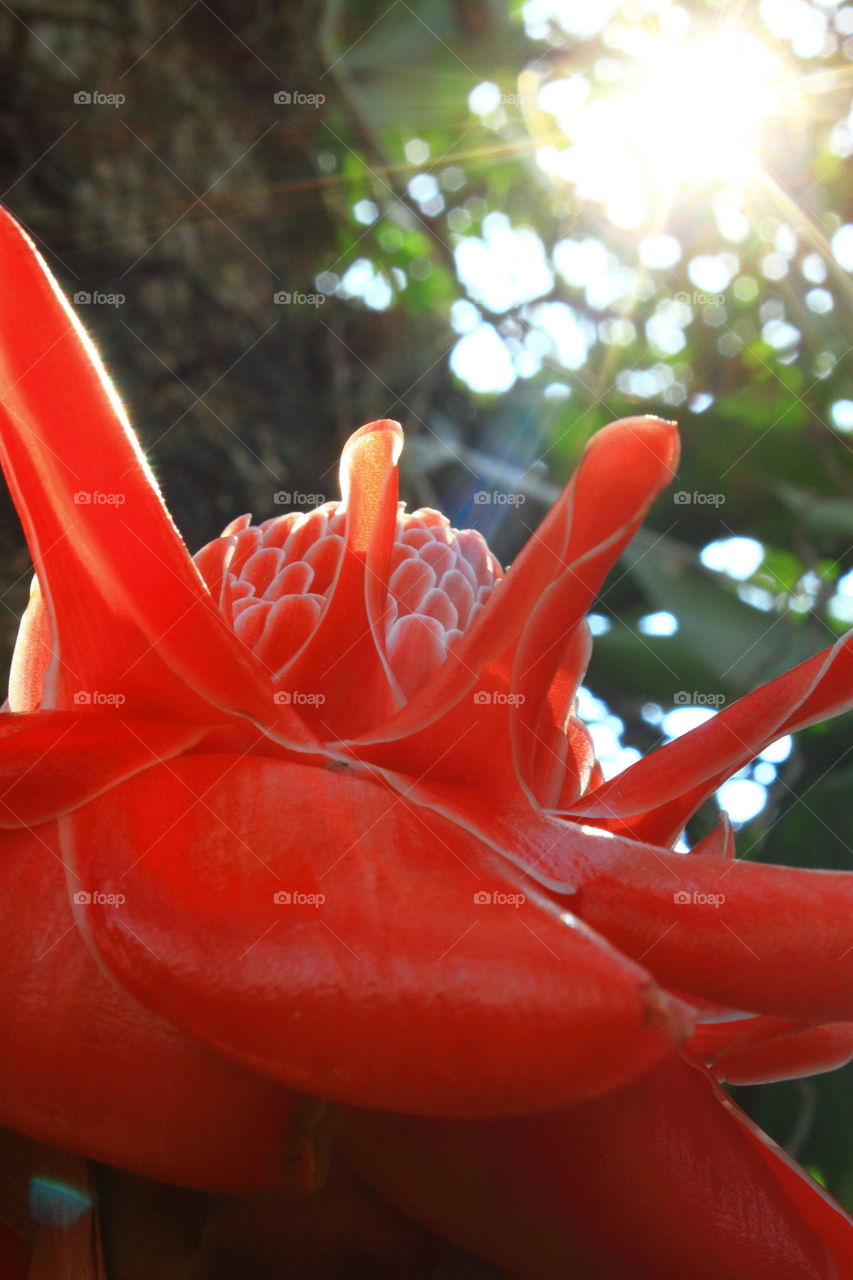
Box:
[195, 501, 503, 697]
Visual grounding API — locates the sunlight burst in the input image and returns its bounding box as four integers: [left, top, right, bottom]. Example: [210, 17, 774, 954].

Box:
[536, 30, 791, 225]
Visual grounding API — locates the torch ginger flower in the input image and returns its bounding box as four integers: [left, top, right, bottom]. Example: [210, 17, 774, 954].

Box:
[0, 206, 851, 1279]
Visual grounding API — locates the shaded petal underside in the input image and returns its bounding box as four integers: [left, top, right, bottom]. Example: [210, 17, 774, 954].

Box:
[340, 1054, 850, 1280]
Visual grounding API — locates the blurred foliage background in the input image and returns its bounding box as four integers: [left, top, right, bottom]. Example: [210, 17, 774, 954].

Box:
[0, 0, 851, 1208]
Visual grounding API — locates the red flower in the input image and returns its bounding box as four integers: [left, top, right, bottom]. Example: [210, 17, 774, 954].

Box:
[0, 206, 851, 1278]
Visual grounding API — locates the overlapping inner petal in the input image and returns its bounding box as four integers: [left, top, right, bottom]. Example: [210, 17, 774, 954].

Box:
[195, 502, 504, 701]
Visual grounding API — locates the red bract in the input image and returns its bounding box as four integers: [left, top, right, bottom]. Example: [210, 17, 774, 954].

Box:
[0, 206, 851, 1278]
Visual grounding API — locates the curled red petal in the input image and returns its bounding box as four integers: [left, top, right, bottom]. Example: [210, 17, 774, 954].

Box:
[573, 842, 853, 1022]
[65, 755, 686, 1118]
[513, 619, 593, 808]
[345, 418, 678, 808]
[510, 417, 678, 807]
[340, 1055, 849, 1279]
[564, 628, 853, 843]
[723, 1086, 853, 1267]
[0, 822, 295, 1191]
[689, 1014, 853, 1083]
[390, 776, 853, 1021]
[278, 420, 402, 735]
[0, 712, 207, 827]
[688, 813, 736, 858]
[0, 208, 311, 745]
[347, 416, 679, 751]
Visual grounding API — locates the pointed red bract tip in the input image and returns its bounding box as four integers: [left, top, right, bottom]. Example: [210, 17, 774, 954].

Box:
[339, 420, 403, 527]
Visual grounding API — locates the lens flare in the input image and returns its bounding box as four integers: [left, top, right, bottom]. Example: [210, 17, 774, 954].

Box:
[622, 33, 784, 182]
[536, 30, 790, 226]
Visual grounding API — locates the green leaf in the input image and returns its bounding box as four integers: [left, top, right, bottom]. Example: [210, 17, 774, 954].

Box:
[620, 530, 820, 693]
